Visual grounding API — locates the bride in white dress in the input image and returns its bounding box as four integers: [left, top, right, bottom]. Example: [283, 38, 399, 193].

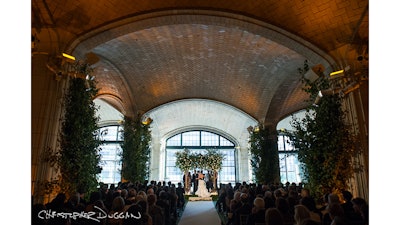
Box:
[195, 173, 211, 198]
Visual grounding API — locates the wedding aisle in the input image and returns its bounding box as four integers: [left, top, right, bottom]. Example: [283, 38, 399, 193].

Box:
[178, 201, 221, 225]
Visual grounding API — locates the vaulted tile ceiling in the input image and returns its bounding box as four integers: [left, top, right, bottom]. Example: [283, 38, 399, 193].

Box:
[32, 0, 368, 127]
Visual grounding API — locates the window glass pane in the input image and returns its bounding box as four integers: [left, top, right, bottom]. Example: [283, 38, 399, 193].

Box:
[278, 136, 285, 150]
[182, 131, 200, 146]
[99, 160, 121, 184]
[279, 152, 301, 184]
[284, 136, 294, 151]
[201, 131, 219, 146]
[166, 131, 236, 185]
[220, 136, 234, 146]
[98, 126, 122, 185]
[278, 135, 295, 151]
[117, 126, 124, 141]
[99, 126, 119, 141]
[167, 134, 181, 146]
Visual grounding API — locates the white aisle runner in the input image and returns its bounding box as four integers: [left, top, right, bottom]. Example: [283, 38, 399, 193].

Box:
[178, 201, 221, 225]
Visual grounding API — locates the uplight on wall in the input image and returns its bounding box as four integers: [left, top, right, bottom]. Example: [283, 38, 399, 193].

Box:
[330, 69, 344, 76]
[62, 53, 76, 61]
[329, 65, 350, 79]
[313, 90, 323, 106]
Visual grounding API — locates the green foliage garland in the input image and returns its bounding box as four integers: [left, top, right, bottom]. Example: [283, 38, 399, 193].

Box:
[175, 148, 225, 192]
[206, 148, 224, 172]
[290, 61, 360, 199]
[175, 148, 193, 172]
[120, 115, 152, 183]
[248, 123, 280, 184]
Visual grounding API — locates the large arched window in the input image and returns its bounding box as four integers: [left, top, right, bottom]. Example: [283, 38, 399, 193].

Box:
[278, 132, 302, 184]
[97, 125, 123, 185]
[165, 130, 237, 184]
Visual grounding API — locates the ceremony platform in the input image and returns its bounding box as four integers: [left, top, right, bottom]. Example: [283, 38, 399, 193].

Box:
[187, 192, 217, 201]
[188, 196, 213, 201]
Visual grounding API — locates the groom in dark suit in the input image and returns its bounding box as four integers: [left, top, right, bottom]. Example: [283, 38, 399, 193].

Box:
[192, 170, 198, 194]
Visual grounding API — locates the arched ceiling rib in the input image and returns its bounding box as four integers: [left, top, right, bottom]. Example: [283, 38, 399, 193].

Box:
[32, 0, 368, 127]
[71, 11, 333, 124]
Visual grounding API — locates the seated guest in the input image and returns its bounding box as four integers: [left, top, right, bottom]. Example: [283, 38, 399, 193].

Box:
[247, 197, 266, 225]
[265, 208, 284, 225]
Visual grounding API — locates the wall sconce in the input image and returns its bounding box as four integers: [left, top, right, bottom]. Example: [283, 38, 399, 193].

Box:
[247, 125, 259, 133]
[142, 116, 153, 125]
[254, 126, 260, 132]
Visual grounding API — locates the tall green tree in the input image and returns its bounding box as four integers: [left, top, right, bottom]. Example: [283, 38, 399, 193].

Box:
[248, 124, 280, 184]
[58, 70, 102, 197]
[290, 61, 360, 199]
[120, 115, 151, 183]
[205, 148, 225, 191]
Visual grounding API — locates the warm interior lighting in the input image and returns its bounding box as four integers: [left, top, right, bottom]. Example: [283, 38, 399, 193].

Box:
[62, 53, 76, 61]
[313, 91, 323, 105]
[254, 126, 260, 132]
[142, 117, 153, 125]
[330, 69, 344, 76]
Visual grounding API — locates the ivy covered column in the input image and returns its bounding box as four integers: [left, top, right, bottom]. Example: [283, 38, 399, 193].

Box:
[248, 123, 280, 184]
[120, 115, 152, 183]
